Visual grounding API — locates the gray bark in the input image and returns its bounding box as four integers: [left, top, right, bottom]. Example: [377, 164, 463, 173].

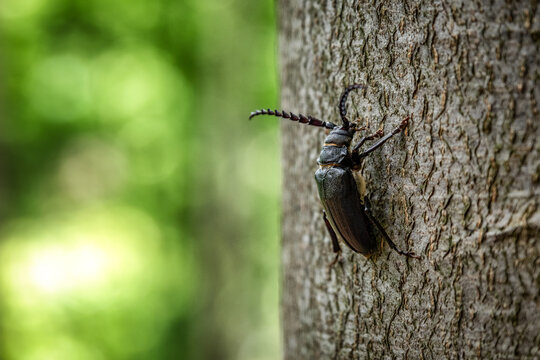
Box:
[279, 1, 540, 359]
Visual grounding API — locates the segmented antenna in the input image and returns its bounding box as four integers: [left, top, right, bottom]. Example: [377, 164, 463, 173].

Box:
[249, 109, 336, 129]
[339, 84, 367, 129]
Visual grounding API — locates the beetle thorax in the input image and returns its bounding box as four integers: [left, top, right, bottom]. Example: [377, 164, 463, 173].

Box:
[317, 128, 353, 167]
[322, 128, 353, 146]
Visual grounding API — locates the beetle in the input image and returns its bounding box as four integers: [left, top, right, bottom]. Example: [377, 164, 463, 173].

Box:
[249, 84, 419, 261]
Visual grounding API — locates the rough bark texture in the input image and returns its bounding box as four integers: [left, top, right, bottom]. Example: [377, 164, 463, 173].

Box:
[279, 1, 539, 359]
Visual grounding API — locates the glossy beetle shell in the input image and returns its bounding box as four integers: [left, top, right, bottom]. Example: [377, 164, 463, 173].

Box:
[315, 165, 377, 255]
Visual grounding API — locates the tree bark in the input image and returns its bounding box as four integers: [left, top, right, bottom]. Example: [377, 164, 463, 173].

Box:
[279, 1, 539, 359]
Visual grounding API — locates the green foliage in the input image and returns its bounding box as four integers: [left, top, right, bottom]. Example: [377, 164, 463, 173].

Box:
[0, 0, 279, 359]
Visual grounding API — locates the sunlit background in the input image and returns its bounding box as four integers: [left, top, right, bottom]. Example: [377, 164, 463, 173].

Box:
[0, 0, 279, 359]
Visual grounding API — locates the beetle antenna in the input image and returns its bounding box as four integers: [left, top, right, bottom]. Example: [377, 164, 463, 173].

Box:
[339, 84, 367, 130]
[249, 109, 336, 130]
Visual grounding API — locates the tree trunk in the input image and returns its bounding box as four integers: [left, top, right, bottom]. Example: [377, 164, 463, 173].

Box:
[279, 1, 539, 359]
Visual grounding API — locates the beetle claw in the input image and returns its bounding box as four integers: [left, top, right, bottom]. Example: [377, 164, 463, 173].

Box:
[328, 251, 343, 269]
[402, 251, 421, 259]
[399, 116, 410, 130]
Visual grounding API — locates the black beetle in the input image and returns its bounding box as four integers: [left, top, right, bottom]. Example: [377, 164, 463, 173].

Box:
[250, 84, 419, 261]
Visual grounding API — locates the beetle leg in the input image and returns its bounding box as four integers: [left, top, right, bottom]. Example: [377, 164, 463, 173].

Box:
[355, 116, 409, 159]
[323, 211, 342, 267]
[351, 129, 384, 167]
[352, 129, 384, 153]
[363, 198, 420, 259]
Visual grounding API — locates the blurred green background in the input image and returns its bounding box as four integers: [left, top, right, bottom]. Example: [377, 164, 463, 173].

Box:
[0, 0, 280, 359]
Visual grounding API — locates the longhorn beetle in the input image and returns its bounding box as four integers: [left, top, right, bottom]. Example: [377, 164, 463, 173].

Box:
[249, 84, 419, 261]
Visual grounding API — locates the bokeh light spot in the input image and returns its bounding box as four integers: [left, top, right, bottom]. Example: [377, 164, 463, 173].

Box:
[27, 243, 107, 294]
[0, 206, 195, 359]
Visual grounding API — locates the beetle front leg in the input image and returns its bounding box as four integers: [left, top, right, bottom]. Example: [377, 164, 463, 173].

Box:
[352, 129, 384, 153]
[323, 211, 342, 267]
[363, 198, 420, 259]
[351, 129, 384, 168]
[355, 116, 409, 160]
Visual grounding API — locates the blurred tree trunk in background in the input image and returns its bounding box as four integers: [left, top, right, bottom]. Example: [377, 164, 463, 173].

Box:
[279, 0, 539, 358]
